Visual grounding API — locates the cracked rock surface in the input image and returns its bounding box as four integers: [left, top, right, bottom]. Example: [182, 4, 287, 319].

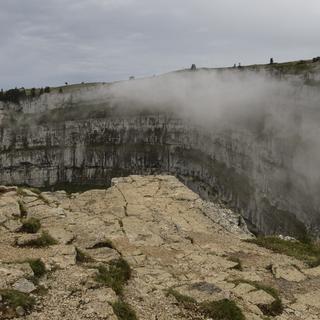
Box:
[0, 175, 319, 319]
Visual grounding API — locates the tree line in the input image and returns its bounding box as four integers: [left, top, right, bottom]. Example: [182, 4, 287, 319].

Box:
[0, 86, 51, 104]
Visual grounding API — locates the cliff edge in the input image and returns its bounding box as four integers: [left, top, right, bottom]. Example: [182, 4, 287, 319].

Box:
[0, 175, 319, 319]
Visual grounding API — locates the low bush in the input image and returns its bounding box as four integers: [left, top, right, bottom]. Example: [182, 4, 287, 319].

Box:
[20, 231, 58, 248]
[165, 288, 245, 319]
[95, 258, 131, 295]
[28, 259, 46, 278]
[111, 300, 137, 320]
[199, 299, 245, 320]
[20, 218, 41, 234]
[0, 289, 35, 312]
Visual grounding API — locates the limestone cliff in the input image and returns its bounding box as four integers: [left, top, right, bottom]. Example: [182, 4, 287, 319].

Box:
[1, 62, 320, 237]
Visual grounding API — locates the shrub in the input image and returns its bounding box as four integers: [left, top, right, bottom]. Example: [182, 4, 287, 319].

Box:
[199, 299, 245, 320]
[28, 259, 46, 278]
[0, 289, 35, 311]
[20, 231, 58, 248]
[95, 258, 131, 295]
[111, 300, 137, 320]
[165, 288, 244, 320]
[20, 218, 41, 234]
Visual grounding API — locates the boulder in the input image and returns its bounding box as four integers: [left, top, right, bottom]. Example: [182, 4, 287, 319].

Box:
[12, 278, 36, 293]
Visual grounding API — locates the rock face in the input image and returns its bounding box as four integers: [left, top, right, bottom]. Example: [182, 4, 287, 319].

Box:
[0, 108, 318, 238]
[0, 175, 319, 319]
[1, 67, 320, 237]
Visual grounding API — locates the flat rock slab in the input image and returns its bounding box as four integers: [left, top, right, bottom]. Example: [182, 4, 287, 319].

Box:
[232, 283, 256, 296]
[245, 289, 275, 306]
[294, 290, 320, 309]
[272, 264, 306, 282]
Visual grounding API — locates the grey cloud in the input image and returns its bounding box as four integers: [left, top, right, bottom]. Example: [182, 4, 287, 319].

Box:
[1, 0, 320, 89]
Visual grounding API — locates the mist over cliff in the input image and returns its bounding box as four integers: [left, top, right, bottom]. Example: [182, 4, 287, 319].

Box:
[1, 64, 320, 236]
[108, 70, 320, 186]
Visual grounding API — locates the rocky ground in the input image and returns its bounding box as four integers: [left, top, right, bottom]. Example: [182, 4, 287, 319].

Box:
[0, 175, 319, 320]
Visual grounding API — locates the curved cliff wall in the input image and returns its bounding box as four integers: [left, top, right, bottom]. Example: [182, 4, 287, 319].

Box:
[1, 68, 320, 237]
[0, 111, 318, 238]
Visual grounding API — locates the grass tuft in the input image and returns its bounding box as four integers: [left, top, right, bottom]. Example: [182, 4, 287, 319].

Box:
[245, 236, 320, 267]
[27, 259, 46, 278]
[20, 231, 58, 248]
[95, 258, 131, 295]
[199, 299, 245, 320]
[0, 289, 35, 311]
[165, 288, 197, 307]
[111, 300, 137, 320]
[165, 287, 245, 320]
[19, 218, 41, 234]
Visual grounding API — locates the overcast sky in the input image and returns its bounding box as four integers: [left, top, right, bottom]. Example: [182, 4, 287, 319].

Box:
[1, 0, 320, 89]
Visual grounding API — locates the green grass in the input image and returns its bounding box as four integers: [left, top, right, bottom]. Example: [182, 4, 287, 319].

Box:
[165, 288, 197, 307]
[27, 259, 46, 278]
[75, 247, 94, 263]
[0, 289, 35, 311]
[19, 231, 58, 248]
[165, 288, 244, 319]
[111, 300, 138, 320]
[95, 258, 131, 295]
[19, 218, 41, 234]
[199, 299, 245, 320]
[232, 279, 283, 316]
[245, 236, 320, 267]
